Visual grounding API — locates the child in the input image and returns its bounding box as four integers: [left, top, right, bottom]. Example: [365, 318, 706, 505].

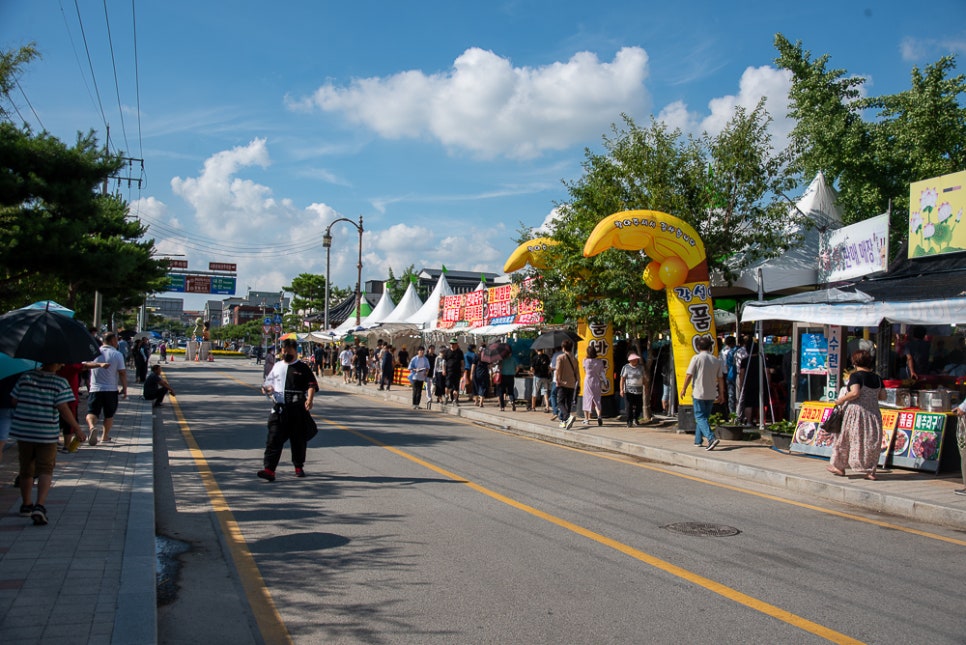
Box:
[10, 362, 86, 526]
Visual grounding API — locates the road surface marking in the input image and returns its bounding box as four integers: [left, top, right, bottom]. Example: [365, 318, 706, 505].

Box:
[327, 417, 865, 645]
[168, 393, 292, 645]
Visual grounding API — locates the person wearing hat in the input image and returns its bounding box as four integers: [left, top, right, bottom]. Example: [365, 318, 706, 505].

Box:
[620, 352, 645, 427]
[442, 338, 464, 405]
[258, 338, 319, 481]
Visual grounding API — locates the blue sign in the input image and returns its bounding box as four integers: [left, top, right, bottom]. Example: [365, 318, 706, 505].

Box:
[800, 333, 828, 375]
[273, 314, 283, 324]
[263, 317, 272, 325]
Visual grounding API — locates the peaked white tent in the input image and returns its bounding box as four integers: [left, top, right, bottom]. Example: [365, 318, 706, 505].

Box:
[718, 172, 844, 296]
[371, 282, 424, 331]
[358, 289, 396, 327]
[405, 273, 454, 331]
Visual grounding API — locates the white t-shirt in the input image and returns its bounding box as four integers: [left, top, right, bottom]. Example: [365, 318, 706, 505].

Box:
[339, 349, 353, 367]
[89, 345, 126, 392]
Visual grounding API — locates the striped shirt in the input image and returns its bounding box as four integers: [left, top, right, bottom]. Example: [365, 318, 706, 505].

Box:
[10, 370, 74, 443]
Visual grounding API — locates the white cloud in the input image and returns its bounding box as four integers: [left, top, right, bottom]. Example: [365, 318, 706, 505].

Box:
[654, 65, 795, 150]
[296, 47, 651, 159]
[901, 35, 966, 62]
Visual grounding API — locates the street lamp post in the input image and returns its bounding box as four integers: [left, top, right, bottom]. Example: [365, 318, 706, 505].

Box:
[323, 215, 365, 331]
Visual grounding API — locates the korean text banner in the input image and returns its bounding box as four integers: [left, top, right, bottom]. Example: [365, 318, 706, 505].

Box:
[438, 278, 544, 329]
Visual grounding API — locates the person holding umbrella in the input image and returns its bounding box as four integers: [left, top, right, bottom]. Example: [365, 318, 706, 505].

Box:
[10, 361, 86, 525]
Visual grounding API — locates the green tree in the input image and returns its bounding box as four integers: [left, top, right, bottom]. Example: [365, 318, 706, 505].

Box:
[774, 34, 966, 254]
[385, 264, 419, 303]
[525, 112, 792, 418]
[0, 46, 169, 320]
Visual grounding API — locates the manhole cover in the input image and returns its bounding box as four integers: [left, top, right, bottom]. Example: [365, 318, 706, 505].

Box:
[662, 522, 740, 537]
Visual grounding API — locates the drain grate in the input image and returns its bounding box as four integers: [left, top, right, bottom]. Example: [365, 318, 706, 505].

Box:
[662, 522, 740, 537]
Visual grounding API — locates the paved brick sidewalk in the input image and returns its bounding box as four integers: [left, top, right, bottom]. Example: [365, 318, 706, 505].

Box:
[0, 397, 155, 645]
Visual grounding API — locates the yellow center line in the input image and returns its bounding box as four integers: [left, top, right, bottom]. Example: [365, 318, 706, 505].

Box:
[166, 391, 292, 645]
[325, 417, 864, 645]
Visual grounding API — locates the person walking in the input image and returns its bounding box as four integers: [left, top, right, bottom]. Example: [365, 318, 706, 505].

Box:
[408, 346, 431, 409]
[497, 351, 518, 412]
[379, 345, 395, 390]
[827, 349, 884, 480]
[581, 345, 605, 426]
[86, 332, 128, 445]
[10, 362, 86, 525]
[472, 351, 490, 407]
[352, 338, 369, 385]
[258, 339, 319, 481]
[530, 347, 552, 413]
[721, 336, 738, 414]
[554, 339, 579, 429]
[680, 336, 725, 451]
[339, 344, 353, 383]
[143, 365, 175, 408]
[620, 353, 645, 427]
[443, 338, 464, 405]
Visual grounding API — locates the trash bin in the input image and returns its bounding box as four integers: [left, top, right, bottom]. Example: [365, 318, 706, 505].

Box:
[677, 404, 695, 434]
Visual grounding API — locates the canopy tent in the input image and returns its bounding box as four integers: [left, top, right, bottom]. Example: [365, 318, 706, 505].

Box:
[358, 289, 396, 327]
[716, 172, 844, 297]
[404, 273, 453, 331]
[368, 282, 424, 331]
[330, 296, 374, 335]
[741, 265, 966, 326]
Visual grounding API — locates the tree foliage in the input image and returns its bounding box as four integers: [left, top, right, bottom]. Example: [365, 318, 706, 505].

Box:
[386, 264, 419, 303]
[775, 34, 966, 252]
[0, 46, 168, 322]
[526, 111, 793, 340]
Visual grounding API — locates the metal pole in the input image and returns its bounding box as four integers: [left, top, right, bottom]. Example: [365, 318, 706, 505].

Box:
[355, 214, 364, 326]
[323, 228, 332, 331]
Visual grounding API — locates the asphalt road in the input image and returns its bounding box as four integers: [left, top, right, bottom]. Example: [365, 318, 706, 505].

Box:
[155, 360, 966, 645]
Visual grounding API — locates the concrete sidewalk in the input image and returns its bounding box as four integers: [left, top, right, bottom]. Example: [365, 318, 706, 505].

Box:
[326, 377, 966, 531]
[0, 398, 156, 645]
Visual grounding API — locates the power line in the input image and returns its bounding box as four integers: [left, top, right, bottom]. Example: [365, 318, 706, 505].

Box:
[59, 0, 100, 125]
[131, 0, 143, 160]
[11, 76, 47, 130]
[102, 0, 130, 153]
[73, 0, 113, 152]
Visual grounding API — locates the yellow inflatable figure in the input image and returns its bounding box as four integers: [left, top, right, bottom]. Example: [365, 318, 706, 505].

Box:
[503, 237, 558, 272]
[583, 210, 717, 406]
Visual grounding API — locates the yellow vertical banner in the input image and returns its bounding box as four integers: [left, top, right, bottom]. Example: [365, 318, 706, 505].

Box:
[577, 319, 615, 396]
[666, 281, 717, 406]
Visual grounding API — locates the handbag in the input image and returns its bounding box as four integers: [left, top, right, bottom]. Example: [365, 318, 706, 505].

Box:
[822, 405, 845, 434]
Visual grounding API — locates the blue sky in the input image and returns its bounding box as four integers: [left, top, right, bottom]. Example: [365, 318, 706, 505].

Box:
[2, 1, 965, 311]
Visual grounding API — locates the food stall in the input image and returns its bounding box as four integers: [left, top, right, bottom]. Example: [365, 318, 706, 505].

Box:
[741, 259, 966, 473]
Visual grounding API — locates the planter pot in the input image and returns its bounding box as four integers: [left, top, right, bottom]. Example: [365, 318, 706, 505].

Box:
[715, 425, 746, 441]
[770, 432, 793, 451]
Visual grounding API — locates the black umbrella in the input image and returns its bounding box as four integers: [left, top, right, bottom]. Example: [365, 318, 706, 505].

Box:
[480, 341, 513, 364]
[530, 330, 580, 351]
[0, 308, 100, 364]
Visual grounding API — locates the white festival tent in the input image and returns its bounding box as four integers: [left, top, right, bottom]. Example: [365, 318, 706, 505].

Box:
[357, 289, 396, 327]
[369, 282, 424, 332]
[718, 172, 844, 296]
[402, 273, 454, 331]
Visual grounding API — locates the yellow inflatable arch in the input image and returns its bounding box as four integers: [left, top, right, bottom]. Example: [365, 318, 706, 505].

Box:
[503, 237, 558, 273]
[584, 210, 716, 406]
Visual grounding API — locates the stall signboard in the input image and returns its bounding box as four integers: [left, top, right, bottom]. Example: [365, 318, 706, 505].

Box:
[800, 333, 828, 375]
[823, 326, 843, 401]
[890, 410, 947, 473]
[908, 169, 966, 258]
[792, 402, 898, 467]
[577, 320, 615, 396]
[818, 213, 889, 282]
[438, 277, 544, 329]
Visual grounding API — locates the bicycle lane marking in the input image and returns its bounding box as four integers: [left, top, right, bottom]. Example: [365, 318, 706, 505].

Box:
[168, 391, 293, 645]
[322, 416, 865, 645]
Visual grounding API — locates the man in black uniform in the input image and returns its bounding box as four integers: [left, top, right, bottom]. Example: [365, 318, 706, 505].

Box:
[258, 339, 319, 481]
[443, 338, 464, 405]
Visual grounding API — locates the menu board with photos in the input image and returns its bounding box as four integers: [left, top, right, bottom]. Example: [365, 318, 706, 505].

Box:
[791, 402, 898, 468]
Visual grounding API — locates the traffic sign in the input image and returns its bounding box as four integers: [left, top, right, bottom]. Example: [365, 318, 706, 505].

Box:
[263, 317, 272, 325]
[273, 314, 283, 324]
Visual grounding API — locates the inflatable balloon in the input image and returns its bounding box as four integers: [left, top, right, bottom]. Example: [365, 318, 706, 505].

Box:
[584, 210, 717, 405]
